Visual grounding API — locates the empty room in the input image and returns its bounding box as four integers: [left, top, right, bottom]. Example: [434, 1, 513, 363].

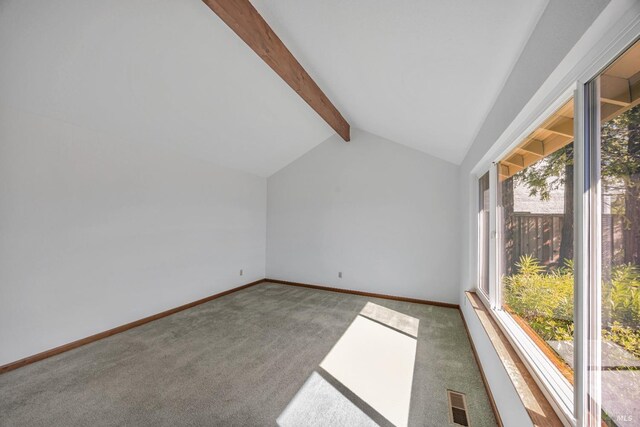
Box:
[1, 0, 640, 426]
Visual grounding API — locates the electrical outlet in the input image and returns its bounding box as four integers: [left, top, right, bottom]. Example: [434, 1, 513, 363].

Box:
[240, 269, 243, 276]
[338, 272, 342, 278]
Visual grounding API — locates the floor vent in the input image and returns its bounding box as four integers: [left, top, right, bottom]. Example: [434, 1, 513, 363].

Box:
[447, 390, 470, 426]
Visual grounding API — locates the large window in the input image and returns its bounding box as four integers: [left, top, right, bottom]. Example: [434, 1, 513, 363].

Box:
[596, 41, 640, 427]
[476, 37, 640, 426]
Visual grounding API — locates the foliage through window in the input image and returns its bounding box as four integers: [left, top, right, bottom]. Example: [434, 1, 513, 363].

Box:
[597, 41, 640, 425]
[498, 98, 576, 385]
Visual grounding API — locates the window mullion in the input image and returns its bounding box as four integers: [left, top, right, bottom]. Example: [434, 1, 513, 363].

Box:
[574, 77, 602, 427]
[489, 163, 499, 309]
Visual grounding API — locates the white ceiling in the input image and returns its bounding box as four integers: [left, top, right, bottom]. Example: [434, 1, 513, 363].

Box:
[0, 0, 333, 177]
[0, 0, 548, 176]
[252, 0, 549, 164]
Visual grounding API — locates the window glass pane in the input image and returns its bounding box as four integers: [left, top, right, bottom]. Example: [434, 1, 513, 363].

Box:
[479, 172, 490, 296]
[598, 39, 640, 427]
[499, 99, 576, 386]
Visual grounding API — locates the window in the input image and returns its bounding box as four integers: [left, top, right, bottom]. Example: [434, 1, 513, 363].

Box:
[478, 172, 490, 296]
[474, 36, 640, 427]
[498, 97, 576, 401]
[594, 41, 640, 427]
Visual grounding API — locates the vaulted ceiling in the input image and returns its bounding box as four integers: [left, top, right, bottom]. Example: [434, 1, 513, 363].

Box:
[0, 0, 548, 176]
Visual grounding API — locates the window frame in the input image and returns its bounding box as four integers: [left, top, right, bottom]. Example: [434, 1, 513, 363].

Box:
[486, 85, 578, 425]
[477, 171, 491, 299]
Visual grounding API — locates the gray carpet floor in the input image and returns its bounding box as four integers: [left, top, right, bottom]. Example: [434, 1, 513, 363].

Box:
[0, 282, 497, 426]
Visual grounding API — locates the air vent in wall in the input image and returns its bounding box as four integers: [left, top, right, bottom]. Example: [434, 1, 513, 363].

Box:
[447, 390, 470, 426]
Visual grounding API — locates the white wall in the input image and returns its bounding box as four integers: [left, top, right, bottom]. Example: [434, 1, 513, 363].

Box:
[267, 129, 460, 304]
[0, 104, 267, 366]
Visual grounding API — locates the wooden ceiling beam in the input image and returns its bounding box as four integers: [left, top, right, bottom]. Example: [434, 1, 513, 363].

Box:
[544, 116, 574, 138]
[503, 154, 525, 168]
[601, 75, 640, 122]
[520, 139, 544, 157]
[202, 0, 351, 141]
[601, 74, 632, 106]
[500, 99, 577, 181]
[602, 97, 631, 107]
[499, 164, 510, 181]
